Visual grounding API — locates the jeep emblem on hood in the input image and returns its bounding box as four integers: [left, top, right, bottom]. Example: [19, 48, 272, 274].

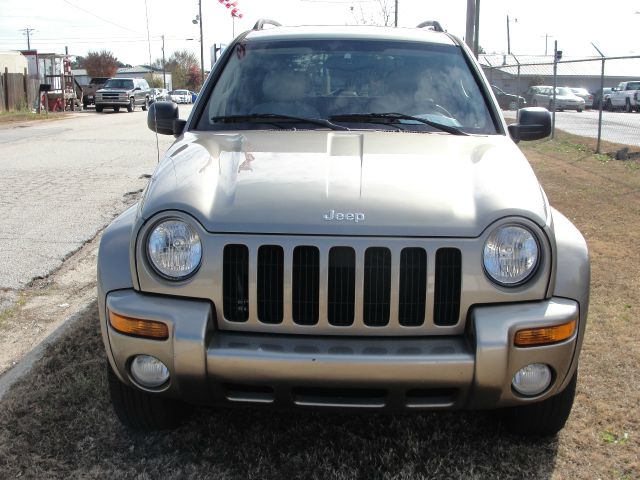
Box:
[323, 210, 365, 223]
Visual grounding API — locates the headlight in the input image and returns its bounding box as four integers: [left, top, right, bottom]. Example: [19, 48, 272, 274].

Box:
[147, 219, 202, 279]
[483, 225, 539, 286]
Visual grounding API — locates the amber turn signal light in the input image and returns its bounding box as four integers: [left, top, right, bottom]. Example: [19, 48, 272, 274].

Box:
[108, 311, 169, 340]
[514, 319, 577, 347]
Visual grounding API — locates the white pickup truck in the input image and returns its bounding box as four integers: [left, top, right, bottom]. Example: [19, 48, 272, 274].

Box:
[607, 80, 640, 112]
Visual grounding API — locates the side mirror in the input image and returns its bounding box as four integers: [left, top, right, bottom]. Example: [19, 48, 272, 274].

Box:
[134, 87, 142, 91]
[507, 107, 551, 141]
[147, 101, 185, 136]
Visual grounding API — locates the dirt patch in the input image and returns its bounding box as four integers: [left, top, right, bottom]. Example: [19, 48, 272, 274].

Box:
[0, 132, 637, 479]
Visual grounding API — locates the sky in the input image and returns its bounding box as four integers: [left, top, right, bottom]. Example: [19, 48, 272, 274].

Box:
[1, 0, 639, 69]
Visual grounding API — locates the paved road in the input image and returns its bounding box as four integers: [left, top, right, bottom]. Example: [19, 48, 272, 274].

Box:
[0, 106, 191, 290]
[504, 109, 640, 148]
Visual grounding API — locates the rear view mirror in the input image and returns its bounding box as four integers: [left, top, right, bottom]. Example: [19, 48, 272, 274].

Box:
[507, 107, 551, 141]
[147, 101, 185, 136]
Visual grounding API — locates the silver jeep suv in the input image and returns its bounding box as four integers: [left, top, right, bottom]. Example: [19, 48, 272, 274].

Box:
[99, 20, 589, 436]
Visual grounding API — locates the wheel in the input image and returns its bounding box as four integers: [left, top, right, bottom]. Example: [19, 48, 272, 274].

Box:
[605, 99, 613, 111]
[500, 370, 578, 436]
[142, 97, 149, 111]
[113, 106, 120, 112]
[107, 362, 191, 431]
[83, 99, 88, 110]
[577, 108, 583, 113]
[127, 97, 135, 112]
[532, 99, 538, 107]
[95, 105, 104, 113]
[625, 99, 632, 113]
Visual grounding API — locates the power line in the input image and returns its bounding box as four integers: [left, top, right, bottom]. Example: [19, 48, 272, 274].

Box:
[60, 0, 141, 34]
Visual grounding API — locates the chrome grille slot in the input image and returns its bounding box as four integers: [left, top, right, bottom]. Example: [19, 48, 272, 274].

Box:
[398, 247, 427, 326]
[327, 247, 356, 326]
[257, 245, 284, 324]
[223, 244, 249, 322]
[292, 246, 320, 325]
[434, 248, 462, 326]
[363, 247, 391, 327]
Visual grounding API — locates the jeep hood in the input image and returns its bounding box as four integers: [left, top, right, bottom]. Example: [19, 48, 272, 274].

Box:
[139, 130, 548, 237]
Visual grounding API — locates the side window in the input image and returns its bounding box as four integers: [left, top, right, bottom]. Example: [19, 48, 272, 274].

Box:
[140, 80, 149, 90]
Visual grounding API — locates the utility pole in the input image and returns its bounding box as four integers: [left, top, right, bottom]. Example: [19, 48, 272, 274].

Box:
[394, 0, 398, 27]
[198, 0, 205, 85]
[465, 0, 475, 51]
[161, 35, 166, 90]
[543, 34, 553, 56]
[473, 0, 481, 57]
[20, 28, 35, 50]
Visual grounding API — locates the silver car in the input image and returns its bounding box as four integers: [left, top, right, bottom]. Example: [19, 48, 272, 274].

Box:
[526, 85, 585, 112]
[570, 88, 593, 109]
[100, 20, 589, 437]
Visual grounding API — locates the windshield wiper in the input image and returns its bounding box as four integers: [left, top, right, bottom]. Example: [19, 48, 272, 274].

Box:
[329, 112, 468, 136]
[211, 114, 350, 131]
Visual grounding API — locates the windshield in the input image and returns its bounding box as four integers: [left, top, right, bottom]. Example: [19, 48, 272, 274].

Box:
[557, 87, 573, 96]
[197, 39, 497, 134]
[103, 79, 134, 89]
[571, 88, 588, 95]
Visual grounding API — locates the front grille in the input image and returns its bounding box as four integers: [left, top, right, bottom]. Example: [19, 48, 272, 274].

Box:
[292, 246, 320, 325]
[220, 242, 463, 333]
[434, 248, 462, 326]
[363, 247, 391, 327]
[327, 247, 356, 326]
[223, 244, 249, 321]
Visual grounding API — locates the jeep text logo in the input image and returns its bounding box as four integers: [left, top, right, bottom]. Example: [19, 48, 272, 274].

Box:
[323, 210, 365, 223]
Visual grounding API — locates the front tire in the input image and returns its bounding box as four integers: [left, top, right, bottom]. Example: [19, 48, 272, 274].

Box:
[95, 105, 104, 113]
[605, 99, 613, 111]
[107, 363, 191, 431]
[127, 97, 135, 112]
[500, 370, 578, 436]
[625, 99, 632, 113]
[142, 97, 149, 111]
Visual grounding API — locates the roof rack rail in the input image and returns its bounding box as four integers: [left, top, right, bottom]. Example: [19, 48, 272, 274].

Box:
[253, 19, 282, 30]
[416, 21, 444, 32]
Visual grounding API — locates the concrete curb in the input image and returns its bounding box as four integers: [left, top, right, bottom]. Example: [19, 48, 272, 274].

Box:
[0, 301, 94, 402]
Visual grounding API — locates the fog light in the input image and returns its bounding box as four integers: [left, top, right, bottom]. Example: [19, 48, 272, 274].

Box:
[130, 355, 169, 388]
[512, 363, 552, 396]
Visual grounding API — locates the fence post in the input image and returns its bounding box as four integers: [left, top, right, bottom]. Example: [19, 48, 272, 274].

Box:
[592, 43, 606, 154]
[552, 42, 558, 139]
[3, 67, 8, 111]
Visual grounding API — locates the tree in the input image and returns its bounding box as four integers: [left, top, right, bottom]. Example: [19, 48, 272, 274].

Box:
[165, 50, 201, 90]
[145, 73, 164, 88]
[83, 50, 120, 78]
[351, 0, 395, 26]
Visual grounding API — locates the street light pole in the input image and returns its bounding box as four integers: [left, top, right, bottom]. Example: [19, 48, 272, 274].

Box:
[198, 0, 205, 85]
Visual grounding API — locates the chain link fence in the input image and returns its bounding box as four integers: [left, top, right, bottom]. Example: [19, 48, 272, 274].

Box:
[480, 54, 640, 156]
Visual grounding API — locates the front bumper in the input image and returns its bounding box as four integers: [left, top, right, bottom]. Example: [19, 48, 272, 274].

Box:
[102, 290, 580, 410]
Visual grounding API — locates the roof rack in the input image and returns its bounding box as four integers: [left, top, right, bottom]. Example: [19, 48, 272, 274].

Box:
[253, 19, 282, 30]
[416, 21, 444, 32]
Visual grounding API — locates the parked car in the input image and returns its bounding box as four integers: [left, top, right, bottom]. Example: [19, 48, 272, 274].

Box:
[591, 87, 612, 109]
[150, 88, 171, 103]
[95, 77, 151, 113]
[491, 85, 526, 110]
[606, 81, 640, 112]
[524, 85, 585, 112]
[101, 19, 589, 437]
[82, 77, 109, 109]
[569, 88, 593, 109]
[170, 89, 192, 104]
